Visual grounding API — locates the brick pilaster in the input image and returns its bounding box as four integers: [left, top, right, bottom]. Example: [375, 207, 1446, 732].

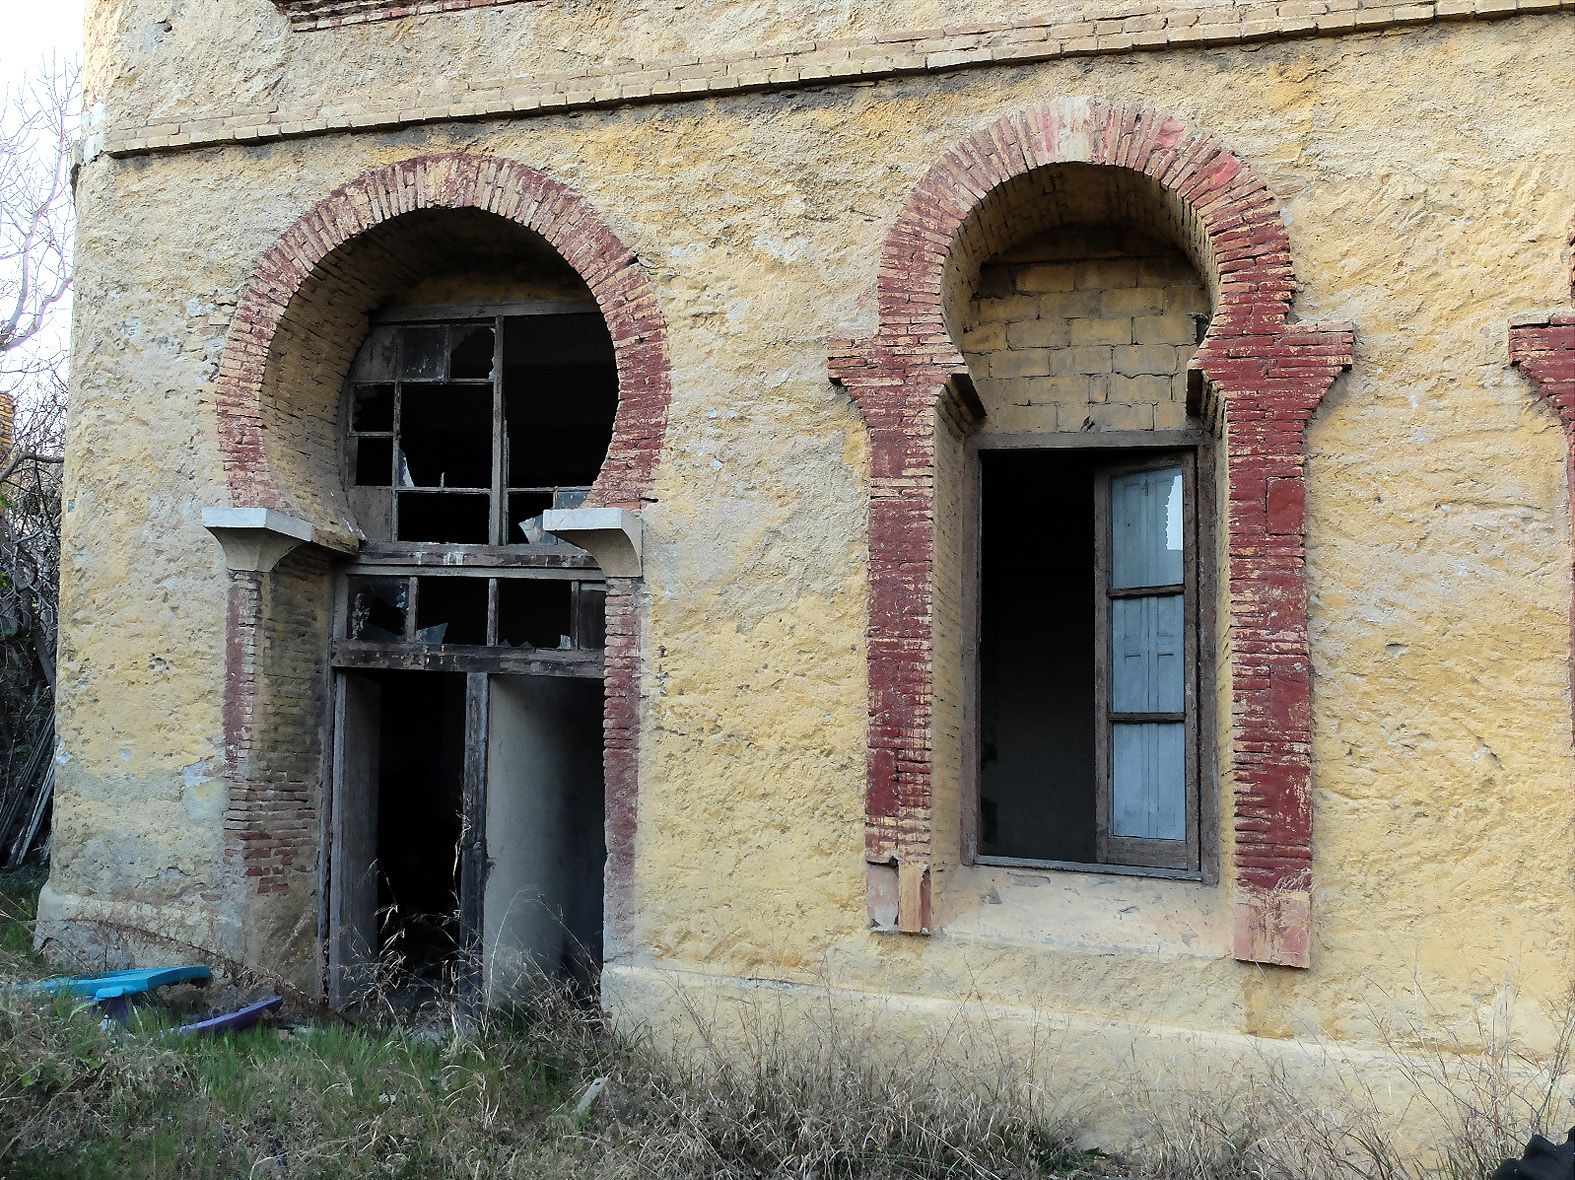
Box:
[601, 578, 642, 956]
[1197, 325, 1355, 968]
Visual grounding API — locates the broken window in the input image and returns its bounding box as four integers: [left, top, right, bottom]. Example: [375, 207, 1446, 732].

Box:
[344, 313, 616, 546]
[977, 448, 1203, 874]
[336, 572, 605, 652]
[330, 307, 617, 1009]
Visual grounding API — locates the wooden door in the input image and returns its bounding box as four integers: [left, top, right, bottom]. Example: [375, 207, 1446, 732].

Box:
[329, 671, 382, 1008]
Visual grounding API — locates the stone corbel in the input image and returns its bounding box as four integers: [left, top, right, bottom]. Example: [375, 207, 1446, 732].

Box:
[542, 507, 643, 577]
[202, 507, 347, 574]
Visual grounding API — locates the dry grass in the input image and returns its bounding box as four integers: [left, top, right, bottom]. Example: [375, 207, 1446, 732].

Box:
[0, 873, 1096, 1180]
[2, 869, 1571, 1180]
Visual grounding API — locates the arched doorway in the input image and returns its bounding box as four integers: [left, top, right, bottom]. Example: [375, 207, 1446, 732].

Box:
[208, 156, 670, 1003]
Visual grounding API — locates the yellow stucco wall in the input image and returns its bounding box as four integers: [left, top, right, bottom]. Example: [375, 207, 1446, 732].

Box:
[47, 0, 1575, 1150]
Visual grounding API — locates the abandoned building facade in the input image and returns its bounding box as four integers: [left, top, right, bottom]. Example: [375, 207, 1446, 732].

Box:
[46, 0, 1575, 1143]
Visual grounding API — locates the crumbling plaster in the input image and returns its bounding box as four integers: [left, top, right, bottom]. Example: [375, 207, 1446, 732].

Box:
[48, 0, 1575, 1106]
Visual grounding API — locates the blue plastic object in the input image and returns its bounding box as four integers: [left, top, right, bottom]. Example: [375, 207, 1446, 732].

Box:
[6, 965, 212, 1004]
[171, 995, 283, 1038]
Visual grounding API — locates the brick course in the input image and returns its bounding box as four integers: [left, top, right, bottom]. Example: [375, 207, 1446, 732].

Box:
[830, 99, 1354, 967]
[274, 0, 531, 31]
[105, 4, 1573, 158]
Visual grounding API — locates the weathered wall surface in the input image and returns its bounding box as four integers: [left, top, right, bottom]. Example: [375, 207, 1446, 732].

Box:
[964, 240, 1209, 434]
[49, 0, 1575, 1143]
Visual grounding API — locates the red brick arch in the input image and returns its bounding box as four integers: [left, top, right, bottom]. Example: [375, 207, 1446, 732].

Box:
[212, 155, 670, 978]
[217, 153, 670, 520]
[829, 99, 1355, 967]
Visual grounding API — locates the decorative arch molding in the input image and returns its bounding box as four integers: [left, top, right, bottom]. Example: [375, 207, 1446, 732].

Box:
[1510, 223, 1575, 735]
[218, 153, 668, 525]
[211, 155, 671, 980]
[829, 99, 1355, 968]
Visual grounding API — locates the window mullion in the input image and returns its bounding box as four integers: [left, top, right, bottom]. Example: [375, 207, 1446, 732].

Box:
[1093, 467, 1114, 867]
[490, 315, 506, 545]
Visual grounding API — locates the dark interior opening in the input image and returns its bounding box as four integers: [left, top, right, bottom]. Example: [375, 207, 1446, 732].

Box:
[415, 577, 489, 646]
[374, 671, 467, 985]
[397, 492, 490, 544]
[979, 450, 1099, 862]
[503, 314, 618, 490]
[498, 579, 574, 649]
[400, 384, 493, 489]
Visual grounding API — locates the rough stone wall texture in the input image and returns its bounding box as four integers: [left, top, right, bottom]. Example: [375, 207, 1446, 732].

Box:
[964, 241, 1209, 433]
[48, 0, 1575, 1150]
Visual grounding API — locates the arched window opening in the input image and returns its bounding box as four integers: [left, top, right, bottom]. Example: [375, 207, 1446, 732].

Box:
[951, 191, 1218, 879]
[323, 224, 623, 1009]
[344, 312, 618, 548]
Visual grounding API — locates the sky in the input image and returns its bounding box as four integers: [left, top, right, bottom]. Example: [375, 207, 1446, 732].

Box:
[0, 3, 87, 87]
[0, 3, 86, 398]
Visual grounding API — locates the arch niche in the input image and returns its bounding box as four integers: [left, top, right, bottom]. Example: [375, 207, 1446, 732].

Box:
[829, 99, 1355, 968]
[209, 155, 670, 984]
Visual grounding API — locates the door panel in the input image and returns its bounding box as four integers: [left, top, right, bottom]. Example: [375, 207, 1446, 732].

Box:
[329, 672, 381, 1008]
[482, 675, 604, 1002]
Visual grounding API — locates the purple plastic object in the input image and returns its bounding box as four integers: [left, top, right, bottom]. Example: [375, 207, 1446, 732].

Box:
[171, 995, 283, 1038]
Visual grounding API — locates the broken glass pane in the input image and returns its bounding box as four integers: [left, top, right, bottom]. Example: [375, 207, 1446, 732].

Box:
[498, 578, 573, 649]
[575, 583, 606, 649]
[509, 492, 554, 544]
[449, 325, 496, 380]
[346, 577, 408, 641]
[399, 325, 448, 381]
[353, 437, 393, 486]
[1110, 466, 1184, 590]
[351, 384, 395, 432]
[399, 384, 492, 488]
[396, 492, 490, 544]
[415, 577, 488, 646]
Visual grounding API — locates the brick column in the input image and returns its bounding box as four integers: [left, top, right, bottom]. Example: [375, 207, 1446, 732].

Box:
[1511, 311, 1575, 737]
[221, 571, 267, 887]
[1196, 325, 1355, 968]
[602, 578, 642, 955]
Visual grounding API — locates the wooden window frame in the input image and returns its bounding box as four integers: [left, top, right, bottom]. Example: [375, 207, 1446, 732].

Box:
[334, 304, 613, 679]
[1093, 453, 1199, 872]
[342, 302, 605, 554]
[963, 430, 1219, 884]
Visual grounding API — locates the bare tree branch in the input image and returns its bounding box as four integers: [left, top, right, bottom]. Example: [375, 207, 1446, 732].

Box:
[0, 56, 78, 863]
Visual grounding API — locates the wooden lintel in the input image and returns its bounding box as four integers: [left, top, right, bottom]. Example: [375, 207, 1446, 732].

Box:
[350, 542, 599, 571]
[331, 641, 604, 678]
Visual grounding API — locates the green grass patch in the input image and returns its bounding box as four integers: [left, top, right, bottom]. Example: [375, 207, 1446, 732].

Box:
[0, 864, 46, 965]
[0, 866, 1097, 1179]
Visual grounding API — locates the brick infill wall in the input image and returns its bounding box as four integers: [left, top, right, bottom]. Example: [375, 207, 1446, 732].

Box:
[831, 99, 1354, 968]
[106, 1, 1570, 156]
[216, 154, 670, 959]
